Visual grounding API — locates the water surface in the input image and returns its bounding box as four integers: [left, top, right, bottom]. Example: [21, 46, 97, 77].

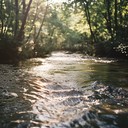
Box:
[25, 51, 128, 88]
[0, 51, 128, 128]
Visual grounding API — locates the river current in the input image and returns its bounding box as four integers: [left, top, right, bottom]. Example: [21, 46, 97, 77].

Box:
[0, 51, 128, 128]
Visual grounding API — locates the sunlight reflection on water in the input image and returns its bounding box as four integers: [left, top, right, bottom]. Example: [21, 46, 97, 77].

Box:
[25, 51, 127, 88]
[0, 51, 127, 128]
[15, 52, 128, 128]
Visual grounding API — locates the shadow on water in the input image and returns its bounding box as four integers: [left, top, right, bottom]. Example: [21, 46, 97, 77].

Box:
[82, 61, 128, 88]
[0, 51, 128, 128]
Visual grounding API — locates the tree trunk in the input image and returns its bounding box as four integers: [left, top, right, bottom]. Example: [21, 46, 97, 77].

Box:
[35, 3, 48, 40]
[0, 0, 4, 35]
[16, 0, 33, 41]
[114, 0, 118, 39]
[119, 0, 123, 26]
[83, 1, 97, 43]
[33, 2, 49, 57]
[25, 5, 39, 43]
[104, 0, 114, 41]
[14, 0, 19, 36]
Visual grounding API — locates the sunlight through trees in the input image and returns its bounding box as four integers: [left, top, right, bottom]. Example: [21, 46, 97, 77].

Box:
[0, 0, 127, 63]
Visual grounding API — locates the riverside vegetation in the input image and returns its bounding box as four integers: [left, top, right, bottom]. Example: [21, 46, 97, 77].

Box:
[0, 0, 128, 63]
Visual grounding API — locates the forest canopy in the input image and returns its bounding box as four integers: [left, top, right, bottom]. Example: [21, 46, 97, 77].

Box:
[0, 0, 128, 62]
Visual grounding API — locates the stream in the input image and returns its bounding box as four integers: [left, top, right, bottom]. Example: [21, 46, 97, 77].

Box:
[0, 51, 128, 128]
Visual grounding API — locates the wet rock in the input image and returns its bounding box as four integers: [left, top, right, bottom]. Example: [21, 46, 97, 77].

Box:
[56, 85, 128, 128]
[17, 122, 30, 128]
[1, 90, 18, 99]
[52, 89, 83, 97]
[88, 84, 128, 101]
[52, 123, 70, 128]
[62, 97, 82, 106]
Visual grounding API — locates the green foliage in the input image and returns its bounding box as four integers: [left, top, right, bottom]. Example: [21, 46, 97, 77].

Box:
[0, 0, 127, 62]
[0, 0, 34, 62]
[70, 0, 128, 58]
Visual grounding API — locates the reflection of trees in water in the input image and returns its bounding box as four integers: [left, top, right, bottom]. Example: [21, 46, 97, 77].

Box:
[88, 61, 128, 87]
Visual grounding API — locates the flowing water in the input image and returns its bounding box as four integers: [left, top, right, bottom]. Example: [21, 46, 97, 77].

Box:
[0, 51, 128, 128]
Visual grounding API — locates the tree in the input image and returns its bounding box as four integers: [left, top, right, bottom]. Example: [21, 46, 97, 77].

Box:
[16, 0, 33, 41]
[69, 0, 128, 57]
[0, 0, 34, 62]
[14, 0, 19, 37]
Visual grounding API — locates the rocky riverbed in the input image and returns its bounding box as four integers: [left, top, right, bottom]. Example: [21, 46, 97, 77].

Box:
[0, 52, 128, 128]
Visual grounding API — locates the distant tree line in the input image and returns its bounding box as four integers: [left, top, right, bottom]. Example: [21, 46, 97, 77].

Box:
[0, 0, 127, 63]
